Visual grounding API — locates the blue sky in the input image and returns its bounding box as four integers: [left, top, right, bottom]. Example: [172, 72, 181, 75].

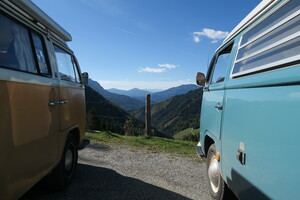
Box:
[32, 0, 261, 90]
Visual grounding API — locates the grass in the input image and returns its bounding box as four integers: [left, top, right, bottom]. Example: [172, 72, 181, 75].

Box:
[86, 131, 205, 161]
[173, 128, 199, 139]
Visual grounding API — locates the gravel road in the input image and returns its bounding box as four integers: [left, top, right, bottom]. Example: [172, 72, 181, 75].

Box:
[21, 143, 210, 200]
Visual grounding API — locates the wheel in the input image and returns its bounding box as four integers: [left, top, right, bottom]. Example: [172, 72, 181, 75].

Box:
[207, 144, 229, 200]
[48, 134, 78, 190]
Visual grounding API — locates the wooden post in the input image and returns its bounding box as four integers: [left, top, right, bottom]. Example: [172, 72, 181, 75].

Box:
[145, 94, 151, 136]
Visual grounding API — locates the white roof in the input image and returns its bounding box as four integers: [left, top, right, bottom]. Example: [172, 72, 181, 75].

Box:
[9, 0, 72, 42]
[222, 0, 279, 45]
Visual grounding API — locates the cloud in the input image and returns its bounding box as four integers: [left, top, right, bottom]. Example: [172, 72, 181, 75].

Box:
[158, 64, 177, 69]
[138, 67, 166, 73]
[137, 64, 177, 73]
[98, 80, 195, 90]
[119, 29, 137, 35]
[193, 36, 201, 43]
[193, 28, 229, 43]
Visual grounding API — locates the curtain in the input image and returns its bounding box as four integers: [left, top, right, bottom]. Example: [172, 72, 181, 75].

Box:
[10, 20, 37, 73]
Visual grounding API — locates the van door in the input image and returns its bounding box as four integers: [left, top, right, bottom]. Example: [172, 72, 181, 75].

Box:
[201, 44, 233, 146]
[53, 45, 85, 137]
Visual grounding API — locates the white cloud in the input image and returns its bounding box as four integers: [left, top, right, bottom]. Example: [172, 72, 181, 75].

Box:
[193, 28, 229, 43]
[137, 64, 177, 73]
[158, 64, 177, 69]
[119, 29, 137, 35]
[193, 35, 201, 43]
[98, 80, 195, 90]
[138, 67, 166, 73]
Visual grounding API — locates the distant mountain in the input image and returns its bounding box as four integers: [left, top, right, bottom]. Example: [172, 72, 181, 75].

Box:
[151, 84, 199, 104]
[108, 88, 152, 97]
[115, 84, 199, 105]
[145, 89, 163, 93]
[85, 85, 144, 135]
[88, 79, 144, 111]
[131, 88, 203, 138]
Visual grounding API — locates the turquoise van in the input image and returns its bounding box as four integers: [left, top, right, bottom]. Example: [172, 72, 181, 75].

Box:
[196, 0, 300, 199]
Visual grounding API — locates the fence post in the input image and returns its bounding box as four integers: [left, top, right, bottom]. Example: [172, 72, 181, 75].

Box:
[145, 94, 151, 136]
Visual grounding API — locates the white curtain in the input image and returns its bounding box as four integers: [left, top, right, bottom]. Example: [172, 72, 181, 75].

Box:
[10, 20, 37, 73]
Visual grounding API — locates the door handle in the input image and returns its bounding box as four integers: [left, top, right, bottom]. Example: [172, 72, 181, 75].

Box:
[236, 149, 246, 165]
[59, 100, 69, 104]
[214, 105, 223, 110]
[48, 101, 60, 106]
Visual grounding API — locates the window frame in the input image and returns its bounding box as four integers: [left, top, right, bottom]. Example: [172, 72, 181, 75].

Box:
[207, 43, 233, 86]
[71, 56, 82, 84]
[0, 11, 52, 77]
[30, 31, 52, 77]
[231, 0, 300, 79]
[53, 44, 80, 84]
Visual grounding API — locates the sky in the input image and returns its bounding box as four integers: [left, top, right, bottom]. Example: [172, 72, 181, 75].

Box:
[32, 0, 261, 90]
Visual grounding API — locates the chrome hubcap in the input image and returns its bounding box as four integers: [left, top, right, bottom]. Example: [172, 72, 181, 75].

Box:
[65, 148, 73, 172]
[208, 156, 220, 193]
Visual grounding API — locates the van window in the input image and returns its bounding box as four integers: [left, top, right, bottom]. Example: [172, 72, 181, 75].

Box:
[54, 46, 77, 82]
[233, 0, 300, 77]
[32, 32, 50, 75]
[210, 44, 232, 84]
[0, 13, 37, 73]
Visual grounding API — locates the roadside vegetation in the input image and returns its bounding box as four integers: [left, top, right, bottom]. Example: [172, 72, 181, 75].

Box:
[86, 131, 204, 161]
[173, 128, 200, 142]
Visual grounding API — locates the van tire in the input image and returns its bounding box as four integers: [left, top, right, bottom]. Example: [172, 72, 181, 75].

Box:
[207, 144, 229, 200]
[48, 134, 78, 190]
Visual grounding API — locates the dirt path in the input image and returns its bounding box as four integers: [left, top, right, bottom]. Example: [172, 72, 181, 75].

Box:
[21, 143, 210, 200]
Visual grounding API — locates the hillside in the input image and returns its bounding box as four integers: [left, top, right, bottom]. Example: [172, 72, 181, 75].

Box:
[173, 128, 200, 141]
[131, 88, 203, 138]
[88, 79, 144, 111]
[85, 86, 144, 135]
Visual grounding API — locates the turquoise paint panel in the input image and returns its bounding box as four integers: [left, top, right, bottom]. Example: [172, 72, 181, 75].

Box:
[200, 89, 225, 140]
[221, 85, 300, 200]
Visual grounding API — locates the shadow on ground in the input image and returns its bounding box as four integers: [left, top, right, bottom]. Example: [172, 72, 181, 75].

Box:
[21, 164, 191, 200]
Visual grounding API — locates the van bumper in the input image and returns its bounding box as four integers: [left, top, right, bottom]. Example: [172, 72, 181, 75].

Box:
[196, 141, 205, 157]
[78, 138, 90, 150]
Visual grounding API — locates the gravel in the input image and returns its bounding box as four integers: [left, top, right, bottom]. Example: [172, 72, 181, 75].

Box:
[21, 143, 210, 200]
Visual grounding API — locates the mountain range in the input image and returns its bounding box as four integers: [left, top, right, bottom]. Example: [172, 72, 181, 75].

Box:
[108, 85, 198, 104]
[89, 78, 198, 111]
[108, 88, 152, 97]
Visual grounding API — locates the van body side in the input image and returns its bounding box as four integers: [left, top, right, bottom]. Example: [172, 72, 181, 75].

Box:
[197, 0, 300, 199]
[0, 1, 88, 199]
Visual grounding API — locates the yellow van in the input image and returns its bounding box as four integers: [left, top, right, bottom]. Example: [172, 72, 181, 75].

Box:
[0, 0, 89, 199]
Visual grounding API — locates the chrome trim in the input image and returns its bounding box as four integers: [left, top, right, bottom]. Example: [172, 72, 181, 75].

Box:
[59, 100, 69, 104]
[231, 55, 300, 78]
[48, 101, 59, 106]
[214, 105, 223, 110]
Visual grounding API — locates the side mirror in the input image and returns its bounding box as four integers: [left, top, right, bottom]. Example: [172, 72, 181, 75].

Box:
[81, 72, 89, 86]
[196, 72, 205, 87]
